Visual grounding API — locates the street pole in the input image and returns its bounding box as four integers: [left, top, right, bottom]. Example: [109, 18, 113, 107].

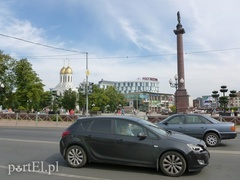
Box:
[85, 52, 89, 117]
[169, 75, 179, 113]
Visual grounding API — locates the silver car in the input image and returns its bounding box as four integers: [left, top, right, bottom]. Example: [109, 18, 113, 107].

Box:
[157, 114, 237, 147]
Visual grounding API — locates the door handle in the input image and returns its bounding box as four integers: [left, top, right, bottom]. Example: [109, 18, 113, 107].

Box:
[116, 139, 124, 143]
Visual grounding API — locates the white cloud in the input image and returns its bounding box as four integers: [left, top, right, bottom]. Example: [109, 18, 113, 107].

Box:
[0, 0, 240, 99]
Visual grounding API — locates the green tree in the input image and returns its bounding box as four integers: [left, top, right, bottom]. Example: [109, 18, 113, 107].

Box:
[39, 91, 53, 112]
[89, 84, 109, 112]
[14, 59, 45, 111]
[87, 85, 126, 113]
[77, 86, 86, 112]
[62, 89, 77, 112]
[103, 86, 126, 112]
[0, 51, 17, 110]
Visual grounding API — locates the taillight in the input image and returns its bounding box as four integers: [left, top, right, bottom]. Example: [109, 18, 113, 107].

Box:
[230, 126, 236, 132]
[62, 130, 70, 138]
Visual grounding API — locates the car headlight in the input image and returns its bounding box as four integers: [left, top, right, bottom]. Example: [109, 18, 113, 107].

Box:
[187, 144, 203, 152]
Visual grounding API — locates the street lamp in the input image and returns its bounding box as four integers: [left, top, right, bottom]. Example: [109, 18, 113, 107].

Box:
[211, 90, 219, 110]
[0, 82, 4, 110]
[0, 82, 4, 89]
[219, 85, 228, 113]
[84, 52, 89, 117]
[79, 52, 89, 117]
[169, 74, 184, 113]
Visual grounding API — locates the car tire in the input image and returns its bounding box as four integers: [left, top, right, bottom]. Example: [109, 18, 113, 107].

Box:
[204, 132, 220, 147]
[159, 151, 186, 177]
[66, 145, 87, 168]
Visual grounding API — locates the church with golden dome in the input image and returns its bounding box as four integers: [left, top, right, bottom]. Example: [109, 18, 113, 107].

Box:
[51, 64, 78, 95]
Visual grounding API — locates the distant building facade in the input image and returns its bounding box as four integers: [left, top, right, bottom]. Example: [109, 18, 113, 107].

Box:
[193, 92, 240, 110]
[98, 77, 160, 94]
[232, 91, 240, 108]
[125, 92, 173, 113]
[98, 77, 174, 112]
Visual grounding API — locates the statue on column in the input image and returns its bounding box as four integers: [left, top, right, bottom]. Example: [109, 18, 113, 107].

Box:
[177, 11, 181, 24]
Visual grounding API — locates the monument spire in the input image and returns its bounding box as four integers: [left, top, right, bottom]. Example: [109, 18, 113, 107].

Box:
[173, 11, 189, 113]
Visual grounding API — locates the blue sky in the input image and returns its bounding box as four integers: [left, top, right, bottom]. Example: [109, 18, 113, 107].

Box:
[0, 0, 240, 99]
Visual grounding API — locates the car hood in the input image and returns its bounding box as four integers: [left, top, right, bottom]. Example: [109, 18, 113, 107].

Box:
[167, 130, 205, 146]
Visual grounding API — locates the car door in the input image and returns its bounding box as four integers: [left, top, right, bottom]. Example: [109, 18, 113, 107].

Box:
[113, 119, 155, 166]
[184, 115, 207, 139]
[84, 118, 117, 160]
[163, 115, 185, 133]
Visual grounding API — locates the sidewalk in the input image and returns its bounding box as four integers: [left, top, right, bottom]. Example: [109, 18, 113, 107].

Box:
[0, 119, 239, 133]
[0, 119, 73, 128]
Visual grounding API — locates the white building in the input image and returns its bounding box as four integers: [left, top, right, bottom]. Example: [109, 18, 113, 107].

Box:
[51, 65, 78, 95]
[98, 77, 160, 94]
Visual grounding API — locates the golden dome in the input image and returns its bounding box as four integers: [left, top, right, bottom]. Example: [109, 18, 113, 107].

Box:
[60, 67, 66, 74]
[64, 66, 73, 74]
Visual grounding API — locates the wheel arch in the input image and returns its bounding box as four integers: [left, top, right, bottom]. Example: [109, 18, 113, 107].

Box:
[156, 149, 188, 171]
[64, 142, 90, 162]
[203, 130, 221, 139]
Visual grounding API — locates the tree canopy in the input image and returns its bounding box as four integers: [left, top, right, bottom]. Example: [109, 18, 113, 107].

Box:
[0, 50, 126, 113]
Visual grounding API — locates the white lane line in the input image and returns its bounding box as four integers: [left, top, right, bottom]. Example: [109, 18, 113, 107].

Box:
[1, 138, 240, 155]
[0, 138, 58, 144]
[209, 150, 240, 155]
[0, 165, 111, 180]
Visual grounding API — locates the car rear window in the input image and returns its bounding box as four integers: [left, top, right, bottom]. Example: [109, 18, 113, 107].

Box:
[89, 119, 112, 133]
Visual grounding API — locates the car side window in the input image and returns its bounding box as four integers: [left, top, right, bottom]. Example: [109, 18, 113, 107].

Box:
[115, 120, 144, 136]
[186, 116, 199, 124]
[186, 116, 197, 124]
[89, 119, 112, 133]
[168, 116, 184, 124]
[147, 130, 158, 140]
[200, 117, 211, 124]
[81, 120, 93, 130]
[185, 115, 210, 124]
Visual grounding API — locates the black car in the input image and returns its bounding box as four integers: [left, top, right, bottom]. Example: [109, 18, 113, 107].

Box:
[157, 114, 237, 147]
[60, 116, 210, 177]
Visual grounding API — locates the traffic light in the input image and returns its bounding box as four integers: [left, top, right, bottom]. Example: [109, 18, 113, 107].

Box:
[55, 95, 60, 103]
[51, 90, 57, 96]
[88, 82, 94, 94]
[79, 83, 86, 94]
[47, 93, 53, 104]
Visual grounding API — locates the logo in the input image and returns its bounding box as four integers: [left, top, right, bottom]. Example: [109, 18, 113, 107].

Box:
[8, 161, 59, 175]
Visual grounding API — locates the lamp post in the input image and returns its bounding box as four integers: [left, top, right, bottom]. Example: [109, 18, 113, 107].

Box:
[219, 85, 228, 113]
[211, 90, 219, 111]
[0, 82, 4, 111]
[79, 52, 89, 117]
[169, 74, 184, 113]
[84, 52, 89, 117]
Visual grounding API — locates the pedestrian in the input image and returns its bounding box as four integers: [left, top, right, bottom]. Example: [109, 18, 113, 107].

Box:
[69, 109, 74, 115]
[121, 108, 125, 115]
[133, 108, 136, 115]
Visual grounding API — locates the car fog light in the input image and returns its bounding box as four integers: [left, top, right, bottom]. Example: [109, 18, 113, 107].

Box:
[198, 160, 205, 165]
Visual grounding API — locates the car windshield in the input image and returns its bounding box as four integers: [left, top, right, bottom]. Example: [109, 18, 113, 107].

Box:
[143, 121, 168, 135]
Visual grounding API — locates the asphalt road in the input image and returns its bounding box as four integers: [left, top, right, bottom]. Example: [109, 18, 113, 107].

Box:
[0, 127, 239, 180]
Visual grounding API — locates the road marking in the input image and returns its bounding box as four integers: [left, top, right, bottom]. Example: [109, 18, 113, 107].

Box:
[0, 138, 58, 144]
[0, 165, 110, 180]
[1, 138, 240, 156]
[209, 150, 240, 155]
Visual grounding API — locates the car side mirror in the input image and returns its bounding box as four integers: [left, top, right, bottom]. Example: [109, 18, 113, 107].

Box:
[163, 122, 169, 125]
[137, 132, 147, 139]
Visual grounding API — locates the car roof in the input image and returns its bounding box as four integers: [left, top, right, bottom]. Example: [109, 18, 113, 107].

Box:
[76, 116, 147, 124]
[161, 113, 219, 123]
